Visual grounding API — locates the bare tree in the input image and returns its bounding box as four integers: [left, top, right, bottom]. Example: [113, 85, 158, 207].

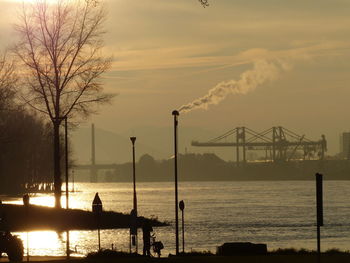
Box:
[14, 0, 113, 208]
[0, 53, 17, 112]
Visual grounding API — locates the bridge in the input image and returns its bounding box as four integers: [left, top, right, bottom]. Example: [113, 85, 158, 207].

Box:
[74, 124, 119, 182]
[192, 126, 327, 165]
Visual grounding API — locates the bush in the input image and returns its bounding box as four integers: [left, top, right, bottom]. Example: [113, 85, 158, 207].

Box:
[270, 248, 314, 255]
[87, 249, 141, 259]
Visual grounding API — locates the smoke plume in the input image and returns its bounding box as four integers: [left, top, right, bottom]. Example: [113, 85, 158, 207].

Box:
[178, 60, 289, 113]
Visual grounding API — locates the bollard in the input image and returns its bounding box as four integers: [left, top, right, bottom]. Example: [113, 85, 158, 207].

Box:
[92, 193, 103, 250]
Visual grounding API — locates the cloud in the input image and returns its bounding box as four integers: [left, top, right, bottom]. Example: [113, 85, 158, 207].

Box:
[177, 41, 350, 113]
[108, 41, 350, 73]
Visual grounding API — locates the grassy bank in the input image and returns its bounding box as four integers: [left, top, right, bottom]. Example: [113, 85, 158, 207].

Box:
[0, 204, 167, 231]
[1, 255, 349, 263]
[81, 249, 350, 263]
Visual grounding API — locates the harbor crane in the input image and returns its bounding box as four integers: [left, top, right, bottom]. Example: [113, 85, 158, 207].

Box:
[191, 126, 327, 165]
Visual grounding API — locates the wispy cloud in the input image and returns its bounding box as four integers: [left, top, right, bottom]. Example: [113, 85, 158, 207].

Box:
[109, 41, 350, 73]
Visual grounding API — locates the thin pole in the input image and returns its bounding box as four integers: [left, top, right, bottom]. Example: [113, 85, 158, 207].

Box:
[272, 127, 276, 162]
[129, 235, 131, 254]
[26, 232, 29, 262]
[25, 202, 29, 262]
[316, 173, 323, 263]
[64, 117, 70, 259]
[317, 225, 321, 262]
[72, 170, 75, 192]
[130, 137, 138, 253]
[182, 209, 185, 253]
[98, 228, 101, 250]
[172, 110, 179, 255]
[65, 117, 69, 209]
[236, 128, 240, 167]
[242, 127, 246, 164]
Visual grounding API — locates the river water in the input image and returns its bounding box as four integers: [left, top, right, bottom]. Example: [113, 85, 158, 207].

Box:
[4, 181, 350, 256]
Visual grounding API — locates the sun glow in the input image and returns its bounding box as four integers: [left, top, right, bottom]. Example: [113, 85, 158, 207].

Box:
[9, 0, 60, 3]
[4, 191, 82, 209]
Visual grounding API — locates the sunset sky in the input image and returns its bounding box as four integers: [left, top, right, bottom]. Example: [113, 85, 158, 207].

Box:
[1, 0, 350, 155]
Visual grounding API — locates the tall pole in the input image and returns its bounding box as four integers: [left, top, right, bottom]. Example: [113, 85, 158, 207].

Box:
[172, 110, 179, 255]
[130, 137, 138, 253]
[242, 127, 246, 164]
[272, 127, 276, 162]
[181, 209, 184, 253]
[179, 200, 185, 254]
[65, 117, 69, 209]
[316, 173, 323, 263]
[64, 117, 70, 259]
[236, 128, 240, 167]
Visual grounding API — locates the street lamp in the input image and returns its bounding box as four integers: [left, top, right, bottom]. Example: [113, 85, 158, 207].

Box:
[179, 200, 185, 253]
[130, 136, 138, 252]
[53, 116, 70, 259]
[63, 117, 70, 259]
[172, 110, 179, 255]
[64, 117, 69, 209]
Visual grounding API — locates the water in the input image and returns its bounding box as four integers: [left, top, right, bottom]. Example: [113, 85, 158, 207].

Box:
[4, 181, 350, 256]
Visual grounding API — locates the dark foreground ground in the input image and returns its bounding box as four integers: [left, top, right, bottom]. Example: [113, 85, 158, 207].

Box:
[2, 255, 350, 263]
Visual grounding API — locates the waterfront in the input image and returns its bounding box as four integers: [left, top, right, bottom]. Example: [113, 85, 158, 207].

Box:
[3, 181, 350, 256]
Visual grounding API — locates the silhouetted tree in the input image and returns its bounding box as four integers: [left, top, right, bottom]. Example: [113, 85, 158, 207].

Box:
[14, 0, 113, 207]
[0, 53, 55, 193]
[0, 53, 17, 111]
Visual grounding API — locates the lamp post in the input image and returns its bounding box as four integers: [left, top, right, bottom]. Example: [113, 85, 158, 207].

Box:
[172, 110, 179, 255]
[23, 195, 30, 262]
[316, 173, 323, 263]
[64, 117, 70, 259]
[179, 200, 185, 253]
[130, 137, 138, 253]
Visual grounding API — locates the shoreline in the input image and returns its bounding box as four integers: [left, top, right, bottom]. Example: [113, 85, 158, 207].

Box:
[0, 204, 167, 232]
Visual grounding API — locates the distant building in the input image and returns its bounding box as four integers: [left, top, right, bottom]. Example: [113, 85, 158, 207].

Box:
[340, 132, 350, 159]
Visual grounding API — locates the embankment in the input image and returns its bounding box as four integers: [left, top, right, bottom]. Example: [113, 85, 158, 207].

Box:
[0, 204, 167, 231]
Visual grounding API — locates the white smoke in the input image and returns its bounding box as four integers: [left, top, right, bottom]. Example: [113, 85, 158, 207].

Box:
[178, 59, 290, 113]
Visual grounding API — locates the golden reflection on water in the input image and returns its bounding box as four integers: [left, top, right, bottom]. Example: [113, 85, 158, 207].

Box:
[5, 189, 92, 256]
[14, 231, 86, 257]
[5, 193, 83, 209]
[18, 231, 60, 254]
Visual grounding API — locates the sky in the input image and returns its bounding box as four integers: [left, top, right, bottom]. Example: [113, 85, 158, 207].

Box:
[1, 0, 350, 157]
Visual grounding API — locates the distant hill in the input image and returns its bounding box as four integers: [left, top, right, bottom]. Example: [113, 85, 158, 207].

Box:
[71, 125, 228, 165]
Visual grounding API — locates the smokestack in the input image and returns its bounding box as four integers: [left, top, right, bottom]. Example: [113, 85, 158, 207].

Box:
[91, 123, 95, 166]
[172, 110, 180, 255]
[90, 123, 98, 182]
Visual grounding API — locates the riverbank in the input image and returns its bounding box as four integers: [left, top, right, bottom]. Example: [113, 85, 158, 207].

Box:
[0, 204, 167, 231]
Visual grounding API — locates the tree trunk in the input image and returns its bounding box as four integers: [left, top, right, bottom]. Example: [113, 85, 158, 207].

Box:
[53, 121, 62, 208]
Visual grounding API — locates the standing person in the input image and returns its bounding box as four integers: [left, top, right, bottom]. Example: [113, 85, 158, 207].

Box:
[142, 221, 153, 256]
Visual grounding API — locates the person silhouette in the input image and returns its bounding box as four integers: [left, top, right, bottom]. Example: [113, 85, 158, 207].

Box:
[142, 221, 153, 256]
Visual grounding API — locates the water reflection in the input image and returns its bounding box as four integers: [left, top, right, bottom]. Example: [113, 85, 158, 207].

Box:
[15, 231, 67, 257]
[6, 193, 81, 209]
[3, 181, 350, 256]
